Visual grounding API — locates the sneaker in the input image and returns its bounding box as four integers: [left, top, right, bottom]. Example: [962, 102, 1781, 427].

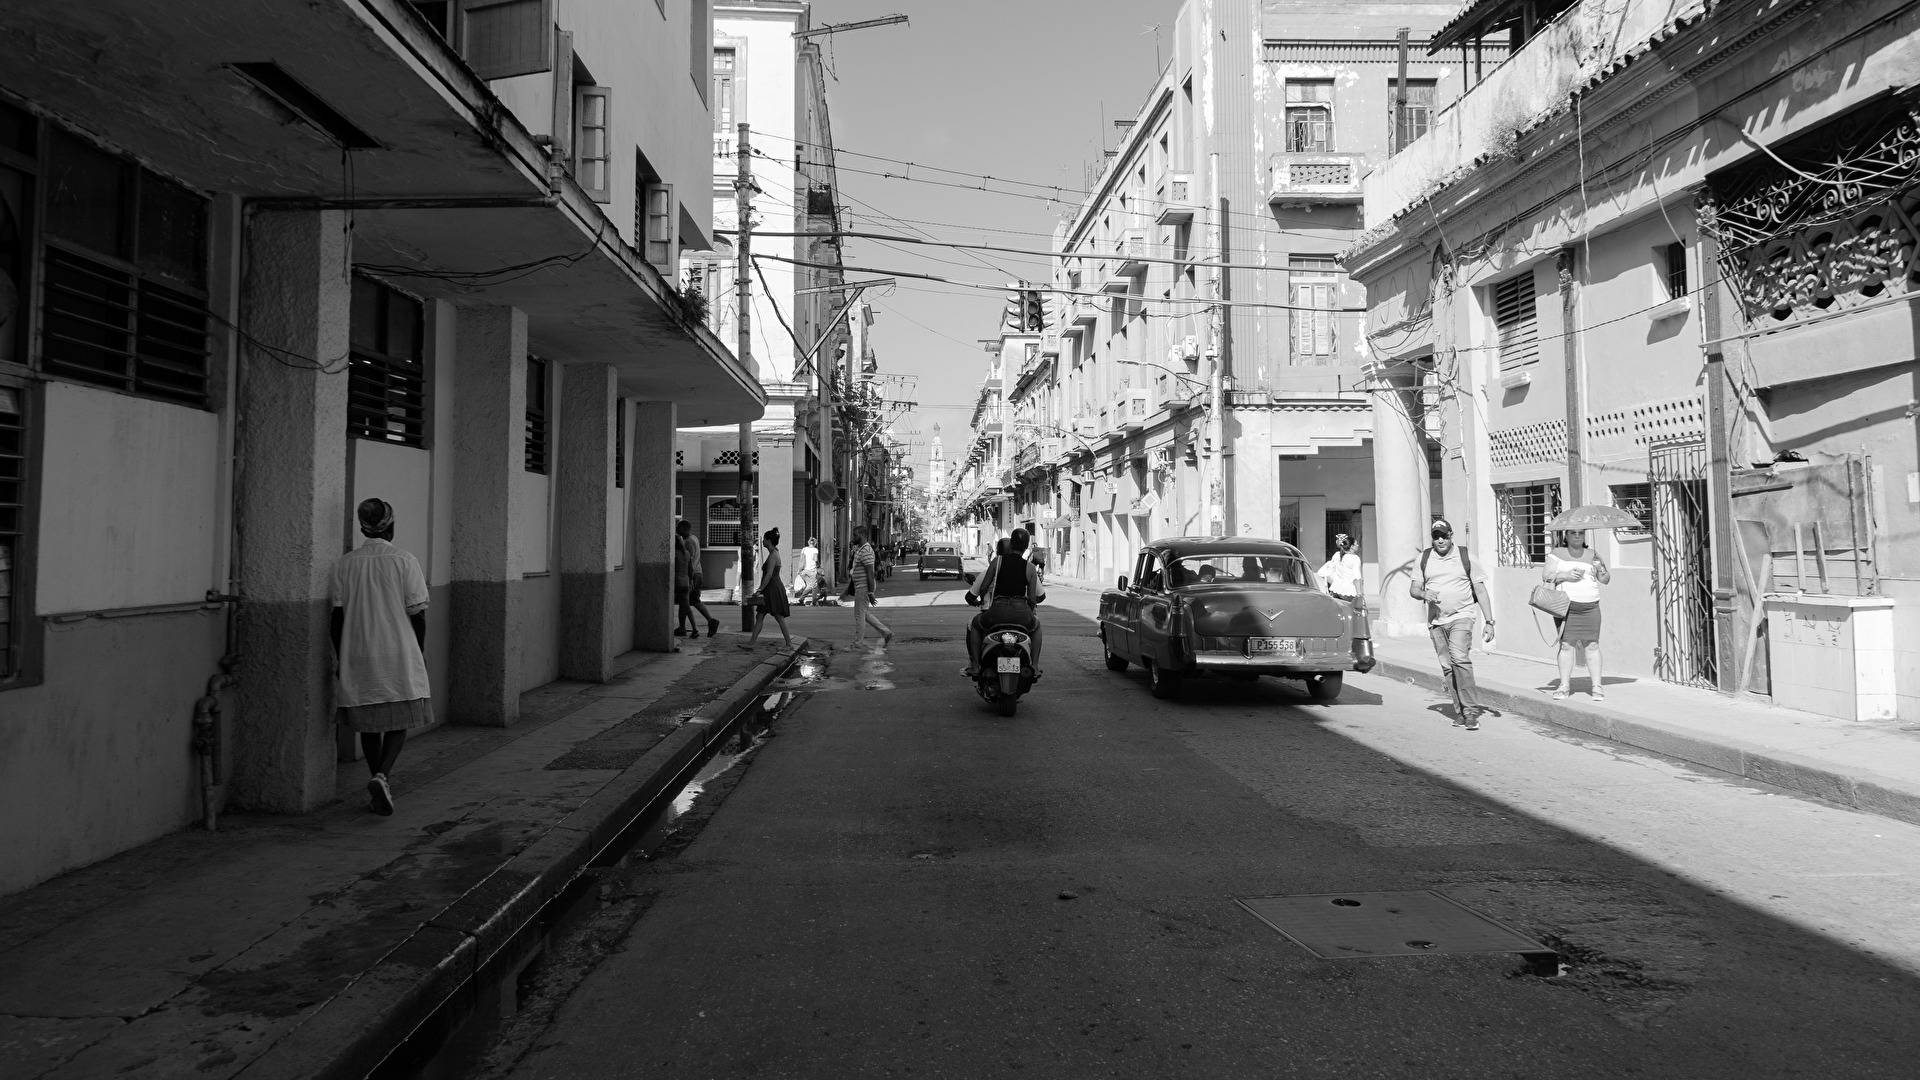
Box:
[708, 618, 721, 637]
[1463, 710, 1481, 731]
[368, 774, 395, 816]
[881, 630, 894, 647]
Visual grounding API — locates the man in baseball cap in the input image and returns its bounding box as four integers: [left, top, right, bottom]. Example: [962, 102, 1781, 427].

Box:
[1409, 517, 1495, 729]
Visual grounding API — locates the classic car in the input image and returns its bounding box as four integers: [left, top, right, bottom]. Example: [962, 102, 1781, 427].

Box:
[1097, 537, 1373, 700]
[919, 552, 972, 582]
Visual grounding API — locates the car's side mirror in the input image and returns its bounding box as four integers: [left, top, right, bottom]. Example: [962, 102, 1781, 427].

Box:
[1117, 575, 1129, 591]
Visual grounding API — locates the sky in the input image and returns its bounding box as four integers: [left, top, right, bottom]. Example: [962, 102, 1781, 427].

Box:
[806, 0, 1182, 485]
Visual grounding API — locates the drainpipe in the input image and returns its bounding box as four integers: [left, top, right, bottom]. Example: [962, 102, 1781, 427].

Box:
[192, 658, 239, 831]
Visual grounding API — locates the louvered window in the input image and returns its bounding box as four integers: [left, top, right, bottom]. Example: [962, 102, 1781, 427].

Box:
[613, 398, 625, 488]
[525, 354, 549, 473]
[0, 383, 25, 680]
[1490, 272, 1538, 369]
[348, 276, 426, 447]
[1290, 282, 1336, 360]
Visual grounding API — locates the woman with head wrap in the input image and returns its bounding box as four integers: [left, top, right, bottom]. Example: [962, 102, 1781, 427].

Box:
[330, 498, 432, 816]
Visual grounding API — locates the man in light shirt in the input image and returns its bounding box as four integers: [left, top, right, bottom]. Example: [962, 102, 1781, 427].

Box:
[1409, 518, 1495, 730]
[331, 498, 432, 815]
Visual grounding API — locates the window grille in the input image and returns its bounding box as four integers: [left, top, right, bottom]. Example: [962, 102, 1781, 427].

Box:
[1285, 80, 1333, 153]
[704, 494, 756, 548]
[525, 355, 549, 473]
[1496, 481, 1561, 566]
[1663, 242, 1688, 300]
[348, 276, 426, 447]
[1389, 79, 1437, 149]
[713, 448, 759, 467]
[0, 385, 24, 679]
[1490, 272, 1538, 369]
[675, 448, 685, 467]
[614, 399, 625, 488]
[40, 248, 210, 408]
[1611, 482, 1654, 537]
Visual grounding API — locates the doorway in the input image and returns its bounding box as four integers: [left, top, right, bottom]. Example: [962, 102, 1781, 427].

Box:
[1650, 439, 1717, 688]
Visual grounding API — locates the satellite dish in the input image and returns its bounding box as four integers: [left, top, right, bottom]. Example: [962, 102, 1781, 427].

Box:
[814, 480, 839, 504]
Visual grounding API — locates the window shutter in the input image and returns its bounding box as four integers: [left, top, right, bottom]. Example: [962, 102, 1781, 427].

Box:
[574, 85, 611, 202]
[645, 183, 674, 269]
[1313, 284, 1333, 355]
[459, 0, 554, 80]
[1491, 273, 1538, 368]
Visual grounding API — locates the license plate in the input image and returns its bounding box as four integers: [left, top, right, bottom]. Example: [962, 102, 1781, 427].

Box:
[996, 657, 1022, 674]
[1249, 637, 1298, 656]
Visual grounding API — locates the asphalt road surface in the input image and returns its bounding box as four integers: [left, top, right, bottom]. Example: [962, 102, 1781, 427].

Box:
[500, 576, 1920, 1079]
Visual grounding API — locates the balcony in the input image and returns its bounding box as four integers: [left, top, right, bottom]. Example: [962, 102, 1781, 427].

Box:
[1115, 230, 1150, 276]
[1067, 296, 1102, 332]
[1268, 153, 1367, 206]
[1041, 437, 1063, 462]
[1154, 172, 1197, 225]
[1014, 442, 1041, 475]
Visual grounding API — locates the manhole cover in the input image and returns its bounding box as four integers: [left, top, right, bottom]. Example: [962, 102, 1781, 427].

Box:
[1237, 890, 1555, 967]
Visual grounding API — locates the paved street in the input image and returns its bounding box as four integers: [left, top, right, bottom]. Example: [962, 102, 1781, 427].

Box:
[501, 579, 1920, 1080]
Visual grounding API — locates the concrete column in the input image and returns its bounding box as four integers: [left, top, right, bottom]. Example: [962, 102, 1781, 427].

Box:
[1299, 495, 1329, 567]
[449, 305, 529, 727]
[631, 400, 677, 651]
[559, 365, 618, 681]
[1373, 369, 1430, 635]
[760, 431, 796, 569]
[231, 210, 349, 813]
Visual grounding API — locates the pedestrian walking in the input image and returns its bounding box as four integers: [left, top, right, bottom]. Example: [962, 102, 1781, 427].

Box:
[676, 520, 719, 638]
[849, 526, 892, 648]
[794, 536, 823, 604]
[331, 498, 431, 816]
[1409, 519, 1495, 730]
[1318, 532, 1371, 663]
[1545, 529, 1610, 700]
[742, 528, 794, 649]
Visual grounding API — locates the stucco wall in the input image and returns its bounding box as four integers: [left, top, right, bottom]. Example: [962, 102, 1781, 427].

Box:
[37, 383, 221, 614]
[518, 572, 561, 692]
[0, 609, 224, 895]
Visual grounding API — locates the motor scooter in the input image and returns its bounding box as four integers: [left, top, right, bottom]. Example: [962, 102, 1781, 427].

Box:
[964, 593, 1036, 716]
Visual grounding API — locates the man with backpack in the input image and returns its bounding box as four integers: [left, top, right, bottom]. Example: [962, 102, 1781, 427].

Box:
[1410, 518, 1495, 730]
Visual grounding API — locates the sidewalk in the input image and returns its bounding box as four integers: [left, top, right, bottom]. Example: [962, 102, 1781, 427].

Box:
[1367, 634, 1920, 827]
[0, 637, 807, 1080]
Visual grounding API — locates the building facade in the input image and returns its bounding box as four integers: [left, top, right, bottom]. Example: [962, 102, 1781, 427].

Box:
[1025, 0, 1475, 589]
[1348, 0, 1920, 717]
[0, 0, 760, 895]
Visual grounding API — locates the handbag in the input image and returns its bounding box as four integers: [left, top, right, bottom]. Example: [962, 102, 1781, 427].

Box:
[1528, 582, 1570, 618]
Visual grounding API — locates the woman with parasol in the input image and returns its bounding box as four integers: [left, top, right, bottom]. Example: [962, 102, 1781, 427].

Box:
[1542, 505, 1634, 700]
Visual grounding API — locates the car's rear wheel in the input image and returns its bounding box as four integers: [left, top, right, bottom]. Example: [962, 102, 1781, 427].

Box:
[1308, 673, 1343, 701]
[1102, 631, 1129, 671]
[1147, 659, 1183, 699]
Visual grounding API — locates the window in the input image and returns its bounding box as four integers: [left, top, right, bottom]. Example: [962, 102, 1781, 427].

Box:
[1663, 242, 1688, 300]
[1289, 255, 1340, 363]
[691, 0, 711, 103]
[712, 47, 737, 156]
[574, 85, 611, 202]
[0, 381, 28, 681]
[348, 276, 426, 447]
[1611, 482, 1653, 537]
[1490, 271, 1538, 369]
[1388, 79, 1437, 150]
[1496, 481, 1561, 566]
[460, 0, 556, 81]
[705, 493, 757, 548]
[1285, 80, 1334, 153]
[613, 398, 625, 488]
[39, 130, 210, 407]
[643, 183, 673, 269]
[525, 354, 548, 473]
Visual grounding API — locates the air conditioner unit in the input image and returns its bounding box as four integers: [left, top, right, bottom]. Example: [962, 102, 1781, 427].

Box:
[1168, 335, 1200, 363]
[1123, 389, 1150, 428]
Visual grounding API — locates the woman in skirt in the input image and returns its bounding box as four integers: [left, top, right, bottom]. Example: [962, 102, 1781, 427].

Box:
[742, 527, 794, 650]
[1545, 529, 1610, 700]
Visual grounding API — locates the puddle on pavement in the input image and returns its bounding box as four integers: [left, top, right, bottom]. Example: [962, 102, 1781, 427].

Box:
[764, 648, 896, 692]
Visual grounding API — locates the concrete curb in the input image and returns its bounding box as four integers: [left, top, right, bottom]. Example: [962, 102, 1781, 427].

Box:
[236, 639, 811, 1080]
[1369, 656, 1920, 830]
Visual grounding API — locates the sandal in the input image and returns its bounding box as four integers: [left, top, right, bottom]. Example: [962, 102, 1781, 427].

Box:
[1551, 689, 1568, 700]
[1591, 690, 1606, 701]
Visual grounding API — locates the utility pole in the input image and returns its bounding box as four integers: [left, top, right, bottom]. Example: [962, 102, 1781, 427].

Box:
[1393, 27, 1410, 154]
[1206, 153, 1229, 537]
[735, 122, 756, 627]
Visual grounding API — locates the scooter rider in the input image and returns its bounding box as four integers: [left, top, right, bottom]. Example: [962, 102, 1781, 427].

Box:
[965, 528, 1046, 678]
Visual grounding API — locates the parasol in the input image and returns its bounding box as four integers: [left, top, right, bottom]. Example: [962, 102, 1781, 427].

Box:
[1545, 504, 1642, 531]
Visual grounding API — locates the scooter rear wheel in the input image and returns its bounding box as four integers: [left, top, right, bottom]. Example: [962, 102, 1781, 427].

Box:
[997, 696, 1018, 717]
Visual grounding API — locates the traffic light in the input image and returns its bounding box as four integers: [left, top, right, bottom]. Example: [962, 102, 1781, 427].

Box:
[1002, 287, 1024, 332]
[1024, 289, 1046, 331]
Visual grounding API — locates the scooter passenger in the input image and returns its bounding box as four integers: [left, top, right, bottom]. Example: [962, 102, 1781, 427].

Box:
[965, 528, 1046, 678]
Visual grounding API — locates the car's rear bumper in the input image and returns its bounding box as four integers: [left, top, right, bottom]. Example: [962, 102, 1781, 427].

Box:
[1188, 650, 1359, 675]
